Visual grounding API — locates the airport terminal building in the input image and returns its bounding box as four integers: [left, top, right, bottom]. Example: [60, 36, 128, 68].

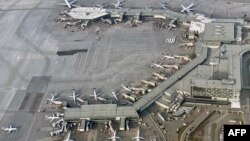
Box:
[190, 21, 248, 108]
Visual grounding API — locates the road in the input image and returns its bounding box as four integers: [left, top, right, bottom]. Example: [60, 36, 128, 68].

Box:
[180, 106, 216, 141]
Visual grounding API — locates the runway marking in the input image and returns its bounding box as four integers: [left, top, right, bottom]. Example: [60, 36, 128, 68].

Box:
[104, 37, 112, 69]
[25, 116, 36, 141]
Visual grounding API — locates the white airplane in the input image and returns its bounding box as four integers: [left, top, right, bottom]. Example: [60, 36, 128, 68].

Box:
[159, 2, 167, 10]
[163, 64, 179, 70]
[121, 84, 132, 92]
[112, 0, 125, 9]
[209, 62, 219, 66]
[127, 101, 133, 105]
[50, 126, 64, 136]
[52, 118, 64, 128]
[174, 55, 191, 61]
[2, 125, 17, 134]
[109, 121, 114, 132]
[168, 18, 177, 30]
[180, 2, 195, 13]
[108, 130, 122, 141]
[64, 0, 77, 8]
[90, 89, 102, 101]
[96, 3, 108, 9]
[64, 131, 74, 141]
[45, 115, 60, 122]
[144, 6, 153, 11]
[151, 63, 164, 69]
[97, 96, 108, 102]
[162, 55, 175, 60]
[132, 129, 145, 141]
[68, 89, 80, 103]
[111, 91, 119, 100]
[47, 93, 63, 105]
[152, 73, 167, 80]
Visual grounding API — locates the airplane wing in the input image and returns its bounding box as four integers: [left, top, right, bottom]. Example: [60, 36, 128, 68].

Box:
[120, 3, 126, 6]
[181, 4, 185, 9]
[64, 0, 71, 8]
[108, 137, 115, 139]
[7, 130, 11, 134]
[54, 98, 59, 101]
[115, 92, 119, 96]
[187, 8, 193, 12]
[187, 3, 195, 9]
[69, 0, 76, 5]
[63, 132, 73, 141]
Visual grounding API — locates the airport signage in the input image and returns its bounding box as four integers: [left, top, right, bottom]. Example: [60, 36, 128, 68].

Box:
[224, 125, 250, 140]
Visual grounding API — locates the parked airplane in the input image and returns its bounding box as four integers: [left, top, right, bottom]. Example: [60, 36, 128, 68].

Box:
[209, 62, 219, 66]
[132, 129, 145, 141]
[151, 63, 164, 69]
[174, 55, 191, 61]
[50, 126, 64, 136]
[90, 89, 102, 101]
[108, 130, 122, 141]
[127, 101, 133, 105]
[2, 125, 17, 134]
[112, 0, 125, 9]
[111, 91, 119, 100]
[126, 120, 130, 131]
[52, 118, 65, 128]
[144, 6, 153, 11]
[162, 55, 175, 60]
[121, 84, 132, 92]
[68, 89, 80, 103]
[96, 3, 108, 9]
[109, 121, 114, 132]
[64, 131, 74, 141]
[159, 2, 167, 9]
[64, 0, 77, 8]
[152, 73, 167, 80]
[163, 64, 179, 70]
[168, 18, 177, 30]
[45, 115, 60, 122]
[47, 93, 63, 105]
[180, 2, 195, 13]
[97, 96, 108, 102]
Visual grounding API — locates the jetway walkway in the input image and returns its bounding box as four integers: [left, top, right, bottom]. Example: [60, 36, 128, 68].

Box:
[133, 46, 208, 112]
